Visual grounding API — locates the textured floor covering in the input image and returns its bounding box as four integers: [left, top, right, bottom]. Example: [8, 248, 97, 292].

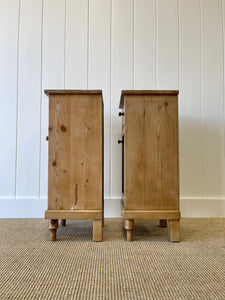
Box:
[0, 218, 224, 300]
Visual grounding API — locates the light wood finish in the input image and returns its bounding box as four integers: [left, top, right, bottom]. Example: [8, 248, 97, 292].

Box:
[93, 220, 103, 242]
[120, 90, 180, 242]
[45, 210, 102, 220]
[45, 90, 103, 97]
[159, 220, 167, 227]
[125, 95, 179, 210]
[123, 210, 180, 220]
[124, 219, 135, 242]
[45, 90, 103, 241]
[169, 219, 180, 242]
[120, 90, 179, 108]
[48, 219, 58, 241]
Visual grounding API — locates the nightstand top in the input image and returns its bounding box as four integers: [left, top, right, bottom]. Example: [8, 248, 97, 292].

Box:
[120, 90, 179, 108]
[44, 90, 103, 106]
[45, 89, 102, 96]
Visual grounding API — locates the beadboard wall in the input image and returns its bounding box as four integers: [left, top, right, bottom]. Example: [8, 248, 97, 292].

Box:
[0, 0, 225, 218]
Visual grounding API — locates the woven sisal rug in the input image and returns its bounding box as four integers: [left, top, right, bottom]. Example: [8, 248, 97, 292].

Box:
[0, 218, 224, 299]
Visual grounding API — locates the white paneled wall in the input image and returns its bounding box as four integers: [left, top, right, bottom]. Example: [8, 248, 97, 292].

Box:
[88, 0, 111, 197]
[0, 0, 20, 197]
[0, 0, 225, 218]
[111, 0, 134, 198]
[134, 0, 156, 90]
[179, 0, 203, 197]
[41, 0, 65, 200]
[17, 0, 42, 197]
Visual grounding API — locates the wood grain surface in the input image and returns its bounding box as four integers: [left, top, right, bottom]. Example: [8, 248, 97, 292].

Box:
[124, 94, 179, 210]
[48, 93, 103, 211]
[120, 90, 179, 108]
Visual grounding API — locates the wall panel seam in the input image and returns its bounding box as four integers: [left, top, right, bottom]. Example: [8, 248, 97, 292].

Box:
[200, 0, 205, 200]
[178, 0, 180, 90]
[64, 0, 67, 89]
[87, 0, 90, 89]
[109, 0, 112, 198]
[222, 0, 225, 158]
[133, 0, 135, 89]
[155, 0, 158, 89]
[15, 0, 22, 198]
[39, 0, 44, 198]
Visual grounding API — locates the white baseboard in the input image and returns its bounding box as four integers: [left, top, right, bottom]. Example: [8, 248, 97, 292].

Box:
[105, 197, 225, 218]
[0, 197, 224, 218]
[180, 197, 225, 218]
[0, 197, 48, 218]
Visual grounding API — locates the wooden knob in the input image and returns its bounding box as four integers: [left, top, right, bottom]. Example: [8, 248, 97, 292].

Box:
[118, 140, 123, 144]
[118, 112, 124, 117]
[46, 136, 49, 141]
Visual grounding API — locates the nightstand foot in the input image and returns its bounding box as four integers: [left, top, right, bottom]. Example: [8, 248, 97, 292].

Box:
[169, 219, 180, 242]
[159, 219, 167, 227]
[93, 220, 103, 242]
[61, 219, 66, 226]
[49, 219, 58, 241]
[124, 219, 135, 242]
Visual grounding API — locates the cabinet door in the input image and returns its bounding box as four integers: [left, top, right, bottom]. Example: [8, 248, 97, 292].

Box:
[124, 94, 179, 210]
[48, 94, 102, 210]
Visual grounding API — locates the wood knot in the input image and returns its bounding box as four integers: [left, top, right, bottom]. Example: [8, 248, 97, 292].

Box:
[60, 124, 66, 132]
[52, 160, 57, 166]
[49, 127, 53, 131]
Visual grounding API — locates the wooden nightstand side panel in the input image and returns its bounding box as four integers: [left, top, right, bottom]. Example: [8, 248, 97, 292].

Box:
[120, 90, 180, 242]
[124, 94, 179, 210]
[45, 90, 103, 241]
[48, 94, 103, 211]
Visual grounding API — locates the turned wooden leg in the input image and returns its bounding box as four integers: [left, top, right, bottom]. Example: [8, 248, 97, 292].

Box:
[159, 219, 167, 227]
[169, 219, 180, 242]
[93, 220, 103, 242]
[61, 219, 66, 226]
[48, 219, 58, 241]
[124, 219, 135, 242]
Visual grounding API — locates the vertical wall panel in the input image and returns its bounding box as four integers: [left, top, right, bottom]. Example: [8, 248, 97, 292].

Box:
[89, 0, 111, 197]
[111, 0, 134, 196]
[202, 0, 225, 196]
[1, 0, 225, 217]
[16, 0, 42, 197]
[179, 0, 203, 197]
[65, 0, 88, 89]
[134, 0, 156, 89]
[0, 0, 20, 196]
[40, 0, 65, 197]
[157, 0, 179, 89]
